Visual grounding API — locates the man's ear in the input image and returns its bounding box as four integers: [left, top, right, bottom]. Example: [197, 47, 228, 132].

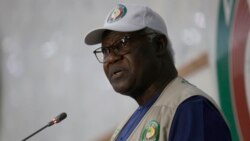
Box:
[154, 35, 168, 57]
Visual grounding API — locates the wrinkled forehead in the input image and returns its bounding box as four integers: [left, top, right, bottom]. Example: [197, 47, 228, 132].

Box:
[101, 31, 126, 46]
[101, 30, 130, 46]
[101, 29, 148, 45]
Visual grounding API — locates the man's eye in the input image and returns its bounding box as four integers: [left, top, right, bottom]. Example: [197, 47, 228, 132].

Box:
[114, 39, 126, 51]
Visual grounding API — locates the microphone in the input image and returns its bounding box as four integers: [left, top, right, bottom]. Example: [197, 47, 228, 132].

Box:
[21, 112, 67, 141]
[48, 112, 67, 126]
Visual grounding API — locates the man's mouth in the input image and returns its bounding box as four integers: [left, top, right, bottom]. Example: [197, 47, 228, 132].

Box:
[113, 70, 122, 76]
[110, 68, 125, 80]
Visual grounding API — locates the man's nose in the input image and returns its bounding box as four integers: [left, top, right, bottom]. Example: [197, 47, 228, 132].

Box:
[104, 50, 122, 64]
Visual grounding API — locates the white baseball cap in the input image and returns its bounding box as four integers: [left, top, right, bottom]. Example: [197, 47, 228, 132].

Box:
[84, 3, 169, 45]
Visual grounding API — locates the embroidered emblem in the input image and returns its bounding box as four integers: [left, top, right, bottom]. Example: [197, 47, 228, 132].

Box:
[107, 4, 127, 23]
[141, 120, 160, 141]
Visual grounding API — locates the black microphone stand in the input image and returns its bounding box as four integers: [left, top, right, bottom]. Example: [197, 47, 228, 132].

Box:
[21, 112, 67, 141]
[22, 124, 50, 141]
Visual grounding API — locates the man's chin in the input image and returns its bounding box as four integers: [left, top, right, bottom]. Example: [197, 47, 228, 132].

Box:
[110, 79, 135, 95]
[113, 87, 129, 94]
[112, 84, 132, 95]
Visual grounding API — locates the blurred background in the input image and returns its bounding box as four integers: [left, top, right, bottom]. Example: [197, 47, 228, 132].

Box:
[0, 0, 249, 141]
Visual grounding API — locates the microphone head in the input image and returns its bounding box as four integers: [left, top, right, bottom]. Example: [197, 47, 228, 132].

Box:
[48, 112, 67, 126]
[57, 112, 67, 122]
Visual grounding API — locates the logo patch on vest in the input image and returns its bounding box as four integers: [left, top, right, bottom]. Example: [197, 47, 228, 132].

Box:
[141, 120, 160, 141]
[107, 4, 127, 23]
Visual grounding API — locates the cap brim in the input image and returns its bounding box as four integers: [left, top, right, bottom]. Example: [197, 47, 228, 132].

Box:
[84, 28, 106, 45]
[84, 24, 145, 45]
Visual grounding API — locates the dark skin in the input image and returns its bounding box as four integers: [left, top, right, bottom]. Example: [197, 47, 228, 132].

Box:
[102, 29, 177, 105]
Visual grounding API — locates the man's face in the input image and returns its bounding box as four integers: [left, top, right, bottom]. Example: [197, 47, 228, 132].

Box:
[101, 31, 160, 97]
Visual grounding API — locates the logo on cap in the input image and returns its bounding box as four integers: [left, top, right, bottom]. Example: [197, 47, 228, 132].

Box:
[107, 4, 127, 23]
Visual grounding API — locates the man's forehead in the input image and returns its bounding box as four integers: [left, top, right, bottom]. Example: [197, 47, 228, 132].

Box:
[102, 30, 130, 44]
[102, 29, 144, 40]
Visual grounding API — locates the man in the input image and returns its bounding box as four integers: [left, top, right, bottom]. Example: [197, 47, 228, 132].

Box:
[85, 3, 232, 141]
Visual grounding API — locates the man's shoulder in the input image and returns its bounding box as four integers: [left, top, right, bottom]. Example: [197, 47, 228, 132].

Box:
[155, 76, 208, 107]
